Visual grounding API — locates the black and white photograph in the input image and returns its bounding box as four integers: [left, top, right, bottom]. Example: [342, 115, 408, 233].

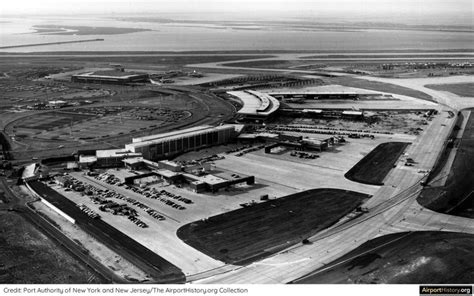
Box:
[0, 1, 473, 295]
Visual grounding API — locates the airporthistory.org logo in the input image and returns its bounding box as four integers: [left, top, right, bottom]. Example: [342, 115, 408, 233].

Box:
[420, 285, 472, 296]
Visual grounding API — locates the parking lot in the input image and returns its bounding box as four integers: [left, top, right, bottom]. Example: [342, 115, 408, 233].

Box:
[51, 174, 222, 276]
[48, 165, 294, 276]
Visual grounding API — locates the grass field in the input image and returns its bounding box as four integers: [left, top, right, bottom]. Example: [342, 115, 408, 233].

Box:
[17, 112, 95, 130]
[221, 60, 311, 69]
[0, 211, 102, 283]
[425, 83, 474, 97]
[9, 103, 192, 141]
[6, 89, 235, 161]
[327, 77, 435, 102]
[177, 189, 369, 265]
[418, 108, 474, 218]
[57, 55, 273, 66]
[345, 142, 409, 185]
[292, 231, 474, 284]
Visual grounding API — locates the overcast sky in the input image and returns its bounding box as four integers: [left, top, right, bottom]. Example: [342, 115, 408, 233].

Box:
[1, 0, 472, 25]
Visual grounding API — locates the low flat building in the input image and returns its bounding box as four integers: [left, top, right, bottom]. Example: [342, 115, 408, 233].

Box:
[122, 157, 145, 170]
[301, 138, 330, 151]
[48, 100, 68, 108]
[54, 176, 72, 187]
[157, 160, 182, 172]
[71, 70, 149, 85]
[77, 149, 142, 168]
[96, 149, 142, 167]
[342, 110, 364, 120]
[183, 172, 255, 193]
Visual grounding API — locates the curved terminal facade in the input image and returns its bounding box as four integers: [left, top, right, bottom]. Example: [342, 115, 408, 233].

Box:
[228, 90, 280, 120]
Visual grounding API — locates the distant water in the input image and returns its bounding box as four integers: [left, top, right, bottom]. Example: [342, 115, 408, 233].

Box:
[0, 17, 473, 52]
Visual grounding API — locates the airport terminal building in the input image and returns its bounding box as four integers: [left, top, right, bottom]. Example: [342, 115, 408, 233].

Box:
[227, 90, 280, 120]
[71, 71, 149, 84]
[125, 125, 236, 160]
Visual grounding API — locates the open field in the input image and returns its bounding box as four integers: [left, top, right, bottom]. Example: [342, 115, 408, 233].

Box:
[3, 86, 236, 161]
[0, 82, 111, 102]
[222, 60, 315, 69]
[345, 142, 410, 185]
[344, 63, 474, 78]
[49, 55, 273, 67]
[425, 83, 474, 97]
[292, 231, 474, 284]
[222, 57, 474, 72]
[0, 211, 102, 283]
[189, 52, 473, 80]
[9, 107, 190, 141]
[15, 111, 95, 130]
[418, 108, 474, 218]
[326, 77, 435, 102]
[178, 189, 369, 265]
[301, 54, 474, 59]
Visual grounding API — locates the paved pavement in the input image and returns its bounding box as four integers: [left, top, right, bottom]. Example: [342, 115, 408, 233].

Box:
[217, 150, 381, 195]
